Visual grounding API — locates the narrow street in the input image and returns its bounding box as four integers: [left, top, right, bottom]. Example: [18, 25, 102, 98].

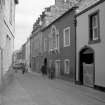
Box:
[0, 1, 105, 105]
[1, 70, 105, 105]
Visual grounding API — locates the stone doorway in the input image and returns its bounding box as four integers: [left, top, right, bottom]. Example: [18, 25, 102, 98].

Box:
[79, 46, 95, 87]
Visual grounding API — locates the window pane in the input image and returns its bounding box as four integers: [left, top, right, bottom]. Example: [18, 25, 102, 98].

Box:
[64, 60, 69, 74]
[89, 12, 99, 42]
[93, 28, 98, 39]
[53, 33, 55, 49]
[57, 35, 59, 49]
[44, 39, 47, 51]
[51, 38, 53, 49]
[92, 15, 97, 27]
[65, 29, 69, 43]
[52, 30, 57, 49]
[55, 61, 60, 75]
[64, 28, 70, 46]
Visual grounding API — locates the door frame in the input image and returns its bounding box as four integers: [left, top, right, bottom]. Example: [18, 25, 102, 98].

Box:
[79, 46, 95, 86]
[55, 60, 60, 77]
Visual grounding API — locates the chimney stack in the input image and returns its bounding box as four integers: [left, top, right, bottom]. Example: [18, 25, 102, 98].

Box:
[55, 0, 64, 6]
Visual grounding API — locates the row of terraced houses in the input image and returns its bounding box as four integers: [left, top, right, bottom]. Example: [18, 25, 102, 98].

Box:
[22, 0, 105, 91]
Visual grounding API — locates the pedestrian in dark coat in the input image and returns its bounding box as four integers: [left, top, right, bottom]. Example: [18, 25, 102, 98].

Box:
[22, 63, 26, 74]
[41, 64, 47, 77]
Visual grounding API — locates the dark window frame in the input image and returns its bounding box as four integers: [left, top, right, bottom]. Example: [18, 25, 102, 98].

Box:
[88, 10, 101, 44]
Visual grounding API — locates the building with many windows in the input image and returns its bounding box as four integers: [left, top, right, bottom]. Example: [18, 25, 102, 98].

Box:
[25, 0, 105, 90]
[76, 0, 105, 89]
[0, 0, 18, 85]
[30, 0, 79, 73]
[30, 0, 81, 79]
[42, 6, 76, 80]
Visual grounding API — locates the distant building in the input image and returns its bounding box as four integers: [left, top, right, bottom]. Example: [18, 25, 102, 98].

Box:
[25, 37, 31, 72]
[13, 50, 23, 64]
[0, 0, 18, 82]
[30, 27, 43, 72]
[21, 43, 26, 60]
[76, 0, 105, 89]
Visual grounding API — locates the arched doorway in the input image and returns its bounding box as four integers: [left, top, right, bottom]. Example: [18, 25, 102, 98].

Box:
[79, 46, 95, 87]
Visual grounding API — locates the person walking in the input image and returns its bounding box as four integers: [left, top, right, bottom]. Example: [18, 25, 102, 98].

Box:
[22, 63, 26, 74]
[41, 64, 47, 78]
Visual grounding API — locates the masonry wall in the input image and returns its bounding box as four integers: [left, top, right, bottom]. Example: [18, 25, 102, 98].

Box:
[57, 10, 76, 80]
[30, 30, 43, 72]
[42, 9, 76, 81]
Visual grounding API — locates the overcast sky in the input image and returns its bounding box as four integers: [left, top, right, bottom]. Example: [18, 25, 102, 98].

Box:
[15, 0, 54, 50]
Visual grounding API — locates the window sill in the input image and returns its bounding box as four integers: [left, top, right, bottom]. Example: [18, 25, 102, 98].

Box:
[64, 44, 70, 47]
[88, 39, 101, 44]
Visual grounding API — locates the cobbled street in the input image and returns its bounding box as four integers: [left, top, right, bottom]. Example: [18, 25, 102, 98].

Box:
[1, 70, 105, 105]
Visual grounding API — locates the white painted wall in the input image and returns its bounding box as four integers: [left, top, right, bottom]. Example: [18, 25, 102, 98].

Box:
[0, 0, 16, 76]
[76, 1, 105, 87]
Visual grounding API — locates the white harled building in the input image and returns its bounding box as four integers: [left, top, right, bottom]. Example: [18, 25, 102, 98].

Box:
[0, 0, 18, 84]
[76, 0, 105, 89]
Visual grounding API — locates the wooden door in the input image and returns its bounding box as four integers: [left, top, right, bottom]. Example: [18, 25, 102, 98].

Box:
[55, 60, 60, 77]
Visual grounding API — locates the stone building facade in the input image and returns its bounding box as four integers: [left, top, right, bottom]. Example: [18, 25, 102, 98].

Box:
[30, 0, 80, 76]
[42, 7, 76, 81]
[30, 27, 43, 72]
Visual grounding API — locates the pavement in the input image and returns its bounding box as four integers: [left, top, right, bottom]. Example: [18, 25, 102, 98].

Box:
[1, 72, 35, 105]
[0, 70, 105, 105]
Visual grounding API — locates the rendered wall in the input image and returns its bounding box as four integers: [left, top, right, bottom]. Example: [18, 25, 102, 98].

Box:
[76, 1, 105, 87]
[0, 0, 15, 75]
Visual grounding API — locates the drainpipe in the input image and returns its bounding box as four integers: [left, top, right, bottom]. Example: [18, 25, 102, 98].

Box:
[74, 8, 81, 85]
[0, 47, 3, 88]
[74, 12, 78, 84]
